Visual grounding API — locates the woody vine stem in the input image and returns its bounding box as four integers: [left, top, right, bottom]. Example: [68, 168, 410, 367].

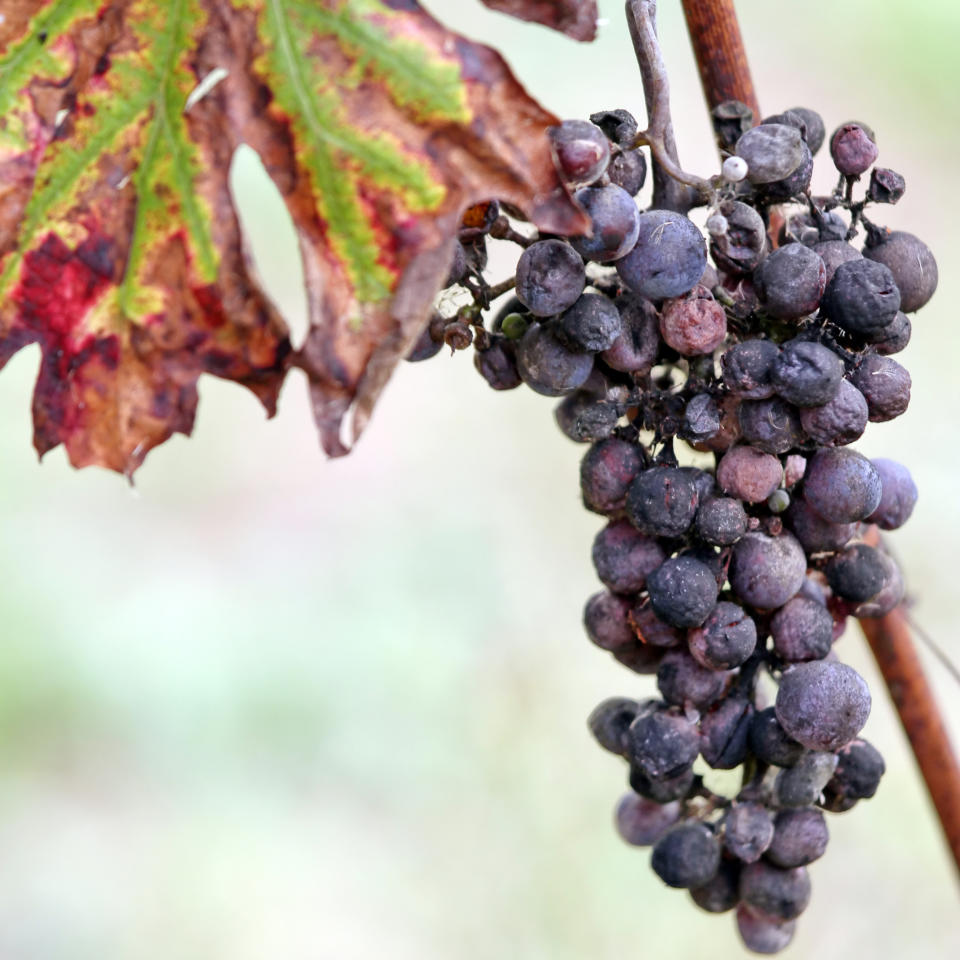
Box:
[626, 0, 960, 875]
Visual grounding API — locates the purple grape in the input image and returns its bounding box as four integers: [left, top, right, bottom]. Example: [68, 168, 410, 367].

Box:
[721, 340, 780, 399]
[823, 258, 901, 335]
[570, 185, 641, 262]
[688, 601, 757, 670]
[699, 696, 753, 768]
[825, 543, 888, 601]
[710, 200, 767, 274]
[870, 311, 911, 355]
[406, 323, 442, 361]
[729, 532, 807, 610]
[583, 591, 636, 652]
[473, 335, 521, 389]
[689, 394, 744, 454]
[770, 596, 833, 662]
[802, 448, 882, 523]
[799, 379, 868, 446]
[657, 649, 728, 710]
[548, 119, 610, 184]
[867, 167, 906, 205]
[608, 148, 647, 196]
[627, 707, 701, 780]
[780, 209, 847, 246]
[699, 261, 720, 289]
[850, 353, 911, 422]
[812, 240, 861, 285]
[852, 551, 904, 619]
[737, 397, 805, 455]
[760, 141, 813, 202]
[686, 542, 726, 583]
[797, 574, 827, 607]
[556, 293, 622, 353]
[630, 602, 682, 648]
[822, 737, 885, 811]
[615, 791, 680, 846]
[580, 438, 643, 515]
[616, 210, 707, 301]
[785, 498, 856, 553]
[775, 661, 871, 751]
[767, 808, 829, 868]
[740, 862, 811, 921]
[515, 240, 586, 317]
[679, 467, 717, 506]
[682, 394, 721, 445]
[588, 696, 646, 755]
[724, 802, 775, 863]
[690, 859, 741, 913]
[630, 763, 696, 803]
[613, 641, 666, 675]
[749, 707, 803, 768]
[771, 339, 843, 407]
[787, 106, 825, 154]
[592, 520, 666, 594]
[753, 243, 826, 320]
[830, 122, 878, 176]
[735, 124, 805, 183]
[774, 750, 839, 806]
[867, 458, 918, 530]
[554, 392, 619, 442]
[627, 467, 699, 538]
[601, 295, 660, 374]
[712, 99, 754, 152]
[651, 823, 722, 889]
[516, 321, 594, 396]
[646, 556, 719, 628]
[863, 229, 937, 312]
[446, 241, 469, 286]
[736, 904, 796, 954]
[717, 445, 783, 503]
[695, 497, 748, 546]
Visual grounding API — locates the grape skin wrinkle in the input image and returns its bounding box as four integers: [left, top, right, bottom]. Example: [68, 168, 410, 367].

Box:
[616, 210, 707, 301]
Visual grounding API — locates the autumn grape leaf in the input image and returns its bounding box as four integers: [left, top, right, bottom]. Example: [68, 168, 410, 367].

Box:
[478, 0, 600, 41]
[0, 0, 586, 474]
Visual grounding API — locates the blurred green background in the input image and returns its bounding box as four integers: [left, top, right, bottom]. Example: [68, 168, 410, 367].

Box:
[0, 0, 957, 956]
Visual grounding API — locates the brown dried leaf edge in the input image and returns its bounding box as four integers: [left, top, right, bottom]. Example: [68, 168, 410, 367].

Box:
[0, 0, 585, 474]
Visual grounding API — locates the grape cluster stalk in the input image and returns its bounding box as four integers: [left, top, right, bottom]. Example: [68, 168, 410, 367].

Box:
[406, 98, 936, 952]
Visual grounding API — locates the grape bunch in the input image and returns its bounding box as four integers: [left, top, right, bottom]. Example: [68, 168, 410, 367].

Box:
[408, 103, 933, 953]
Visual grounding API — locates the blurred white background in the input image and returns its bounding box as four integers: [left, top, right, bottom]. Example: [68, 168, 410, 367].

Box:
[0, 0, 957, 957]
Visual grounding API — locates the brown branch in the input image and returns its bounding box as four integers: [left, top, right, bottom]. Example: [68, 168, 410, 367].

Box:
[680, 0, 760, 118]
[625, 1, 711, 210]
[859, 608, 960, 877]
[678, 0, 960, 879]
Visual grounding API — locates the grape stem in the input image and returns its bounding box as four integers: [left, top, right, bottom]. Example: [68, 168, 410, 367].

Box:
[489, 216, 534, 248]
[677, 0, 960, 879]
[624, 1, 711, 209]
